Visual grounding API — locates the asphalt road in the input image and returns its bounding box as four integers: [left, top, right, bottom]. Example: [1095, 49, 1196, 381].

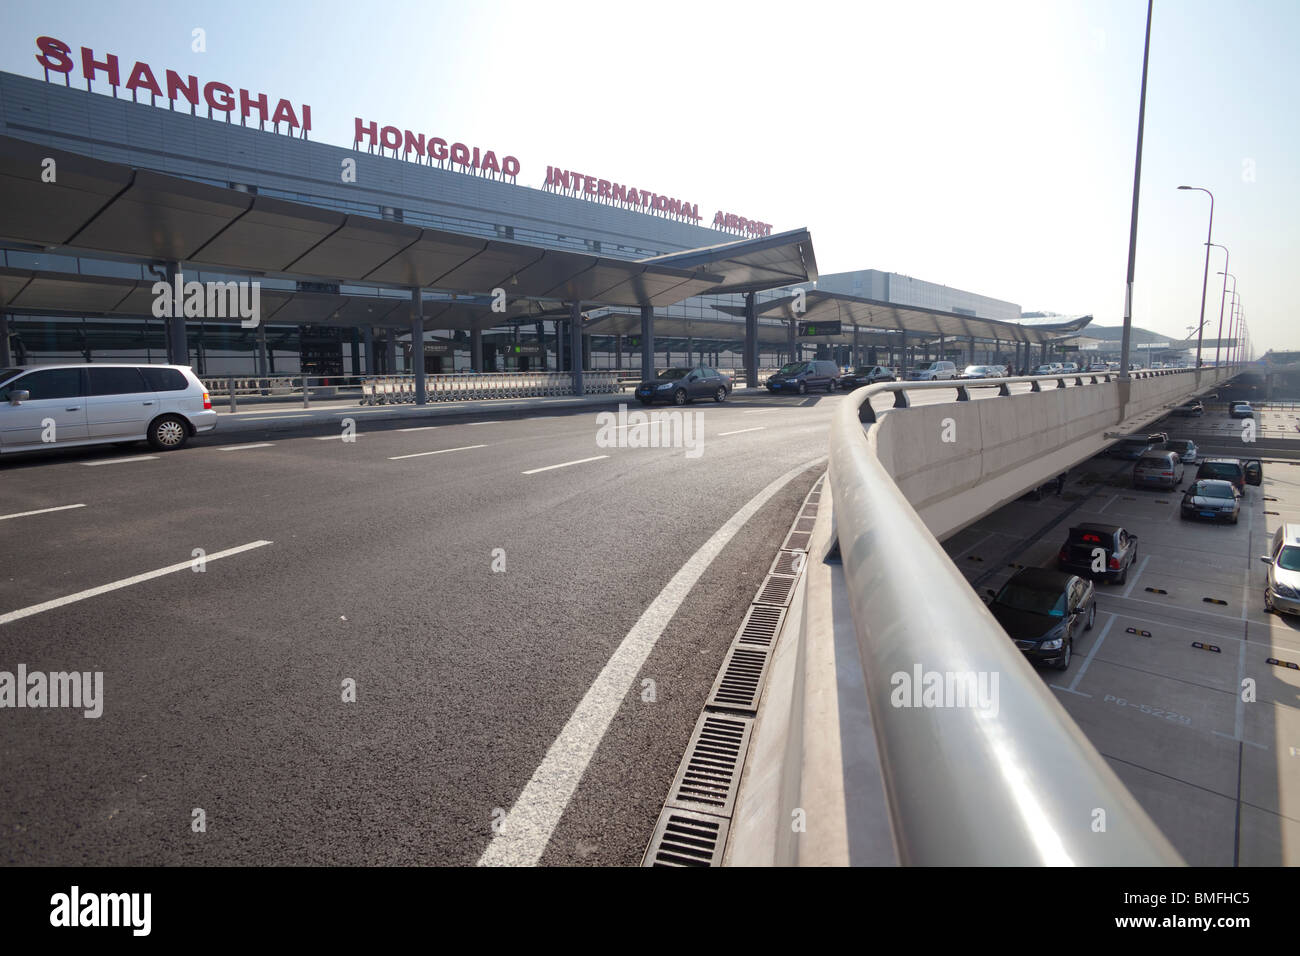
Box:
[1, 388, 848, 866]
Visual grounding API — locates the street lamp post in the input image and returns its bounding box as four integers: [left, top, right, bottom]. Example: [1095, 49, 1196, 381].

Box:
[1119, 0, 1155, 381]
[1208, 245, 1229, 365]
[1177, 186, 1214, 368]
[1217, 271, 1236, 367]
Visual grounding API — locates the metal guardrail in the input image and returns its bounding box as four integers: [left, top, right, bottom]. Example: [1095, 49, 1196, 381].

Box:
[358, 371, 625, 405]
[204, 374, 366, 412]
[824, 366, 1240, 865]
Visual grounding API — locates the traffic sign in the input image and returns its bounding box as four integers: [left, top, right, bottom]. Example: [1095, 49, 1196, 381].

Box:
[798, 320, 841, 336]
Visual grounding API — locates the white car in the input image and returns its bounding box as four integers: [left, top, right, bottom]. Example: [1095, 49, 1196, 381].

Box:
[1032, 363, 1063, 375]
[0, 364, 217, 455]
[906, 361, 958, 381]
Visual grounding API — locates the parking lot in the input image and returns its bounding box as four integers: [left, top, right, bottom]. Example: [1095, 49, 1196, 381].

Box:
[946, 402, 1300, 865]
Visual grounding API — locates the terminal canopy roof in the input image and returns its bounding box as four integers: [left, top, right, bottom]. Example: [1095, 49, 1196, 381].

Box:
[7, 135, 826, 311]
[717, 290, 1084, 346]
[637, 228, 818, 296]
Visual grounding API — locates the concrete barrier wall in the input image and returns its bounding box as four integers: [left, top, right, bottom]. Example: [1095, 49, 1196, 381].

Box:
[875, 369, 1233, 541]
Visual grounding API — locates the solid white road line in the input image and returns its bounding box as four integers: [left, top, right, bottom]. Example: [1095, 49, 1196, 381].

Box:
[81, 456, 158, 466]
[521, 455, 608, 475]
[1121, 554, 1150, 598]
[717, 427, 765, 436]
[478, 455, 827, 867]
[219, 443, 275, 451]
[0, 503, 86, 522]
[0, 540, 273, 627]
[1068, 611, 1116, 691]
[387, 444, 487, 461]
[313, 434, 363, 440]
[398, 426, 438, 432]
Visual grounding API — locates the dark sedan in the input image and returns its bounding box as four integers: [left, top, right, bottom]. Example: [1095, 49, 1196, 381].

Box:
[1173, 399, 1204, 417]
[837, 366, 896, 390]
[1057, 523, 1138, 584]
[1180, 479, 1241, 524]
[634, 366, 730, 406]
[986, 568, 1096, 670]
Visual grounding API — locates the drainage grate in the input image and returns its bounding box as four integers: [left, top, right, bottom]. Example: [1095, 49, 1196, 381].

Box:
[783, 530, 811, 551]
[755, 573, 797, 607]
[736, 603, 786, 647]
[643, 808, 730, 867]
[666, 713, 753, 816]
[770, 550, 806, 575]
[706, 645, 771, 713]
[801, 504, 819, 518]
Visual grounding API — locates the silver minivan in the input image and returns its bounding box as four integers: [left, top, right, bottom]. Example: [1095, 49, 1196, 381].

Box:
[1261, 523, 1300, 616]
[0, 364, 217, 454]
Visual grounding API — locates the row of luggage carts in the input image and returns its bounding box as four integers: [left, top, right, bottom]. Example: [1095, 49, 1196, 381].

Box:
[359, 372, 623, 405]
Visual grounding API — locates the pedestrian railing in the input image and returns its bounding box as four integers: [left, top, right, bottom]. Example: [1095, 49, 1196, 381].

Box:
[358, 371, 626, 405]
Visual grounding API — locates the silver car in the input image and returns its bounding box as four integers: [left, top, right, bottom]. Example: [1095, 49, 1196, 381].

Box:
[0, 364, 217, 454]
[1262, 523, 1300, 615]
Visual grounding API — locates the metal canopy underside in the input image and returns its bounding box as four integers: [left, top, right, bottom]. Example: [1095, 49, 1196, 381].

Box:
[582, 310, 795, 345]
[0, 135, 751, 309]
[0, 266, 568, 331]
[637, 228, 818, 295]
[716, 291, 1085, 346]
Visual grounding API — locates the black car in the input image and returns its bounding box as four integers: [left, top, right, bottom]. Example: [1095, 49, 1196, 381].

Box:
[634, 366, 730, 406]
[1173, 399, 1205, 417]
[1195, 457, 1262, 494]
[986, 568, 1096, 670]
[1180, 478, 1241, 523]
[765, 360, 840, 394]
[1057, 523, 1138, 584]
[837, 365, 896, 390]
[1107, 431, 1169, 459]
[1229, 402, 1255, 419]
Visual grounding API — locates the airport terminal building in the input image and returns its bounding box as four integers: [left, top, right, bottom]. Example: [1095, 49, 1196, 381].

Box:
[0, 36, 1073, 377]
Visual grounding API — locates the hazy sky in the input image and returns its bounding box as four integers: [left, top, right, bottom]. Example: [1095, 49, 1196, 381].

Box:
[2, 0, 1295, 353]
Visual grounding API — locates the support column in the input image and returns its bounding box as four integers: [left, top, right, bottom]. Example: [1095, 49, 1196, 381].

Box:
[471, 327, 483, 372]
[615, 335, 623, 371]
[255, 323, 269, 379]
[787, 318, 797, 366]
[385, 331, 398, 374]
[744, 292, 759, 388]
[0, 312, 10, 368]
[164, 261, 189, 365]
[570, 301, 584, 395]
[364, 326, 376, 374]
[350, 328, 361, 375]
[968, 336, 975, 365]
[411, 289, 427, 405]
[582, 333, 591, 371]
[640, 305, 655, 379]
[536, 320, 547, 371]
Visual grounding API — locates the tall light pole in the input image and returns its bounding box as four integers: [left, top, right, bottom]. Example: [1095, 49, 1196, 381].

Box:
[1177, 185, 1214, 367]
[1208, 244, 1229, 365]
[1217, 270, 1236, 366]
[1227, 296, 1241, 365]
[1120, 0, 1155, 381]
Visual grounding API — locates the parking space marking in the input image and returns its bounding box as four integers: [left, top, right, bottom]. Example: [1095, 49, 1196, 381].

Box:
[1069, 612, 1117, 691]
[718, 427, 765, 436]
[388, 444, 488, 461]
[218, 443, 275, 451]
[0, 540, 273, 627]
[1121, 555, 1151, 598]
[81, 456, 158, 466]
[0, 503, 86, 522]
[522, 455, 609, 475]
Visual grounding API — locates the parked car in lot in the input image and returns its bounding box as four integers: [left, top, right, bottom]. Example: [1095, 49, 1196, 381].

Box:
[765, 359, 840, 394]
[1261, 523, 1300, 615]
[1060, 362, 1079, 373]
[1194, 457, 1262, 494]
[1172, 399, 1205, 417]
[1057, 523, 1139, 584]
[1180, 478, 1241, 524]
[1229, 402, 1255, 419]
[1133, 451, 1185, 490]
[1032, 363, 1063, 375]
[1086, 362, 1110, 372]
[635, 365, 731, 405]
[985, 568, 1096, 670]
[906, 361, 958, 381]
[837, 366, 896, 389]
[1162, 438, 1199, 464]
[0, 364, 215, 454]
[1108, 432, 1168, 459]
